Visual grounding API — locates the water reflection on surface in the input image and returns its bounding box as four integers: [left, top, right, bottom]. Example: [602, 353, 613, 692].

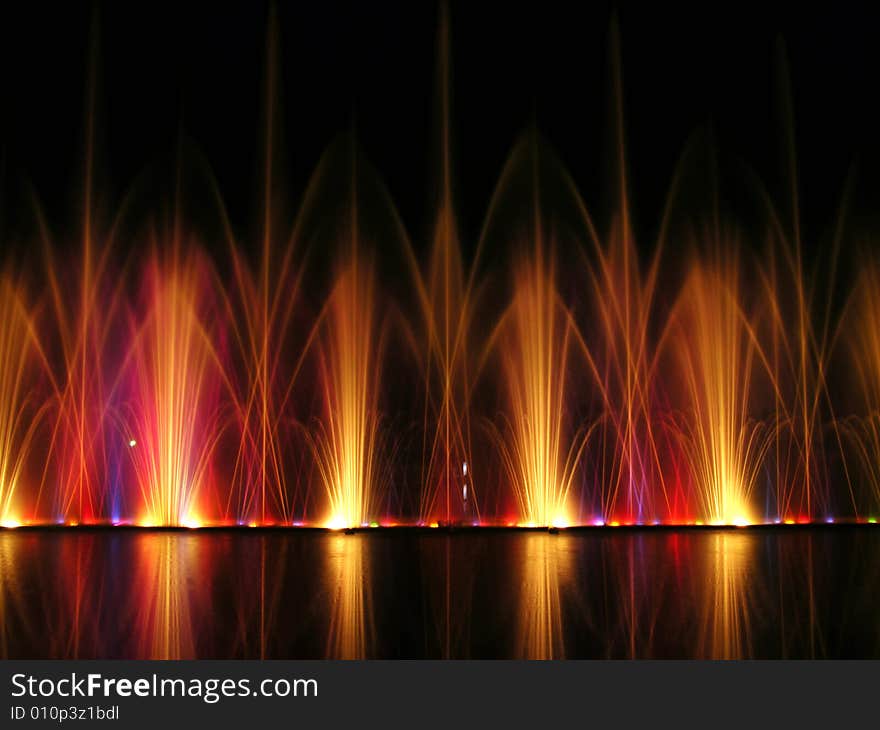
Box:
[699, 533, 753, 659]
[326, 534, 372, 659]
[134, 535, 199, 659]
[0, 529, 877, 659]
[518, 533, 570, 659]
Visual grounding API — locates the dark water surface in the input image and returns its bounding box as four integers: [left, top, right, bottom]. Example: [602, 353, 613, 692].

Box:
[0, 528, 877, 659]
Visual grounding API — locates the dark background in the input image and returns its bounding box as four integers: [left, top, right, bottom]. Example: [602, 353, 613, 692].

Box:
[0, 1, 877, 258]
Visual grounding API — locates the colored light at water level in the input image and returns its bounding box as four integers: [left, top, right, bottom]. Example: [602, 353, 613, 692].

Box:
[712, 516, 751, 528]
[0, 514, 866, 528]
[325, 515, 347, 531]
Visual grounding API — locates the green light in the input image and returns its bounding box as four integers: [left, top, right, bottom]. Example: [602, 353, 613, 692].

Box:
[369, 522, 379, 528]
[869, 518, 878, 524]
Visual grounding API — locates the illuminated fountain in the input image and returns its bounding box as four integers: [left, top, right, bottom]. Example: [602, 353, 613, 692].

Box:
[0, 13, 878, 531]
[755, 60, 839, 522]
[0, 278, 45, 527]
[494, 244, 587, 528]
[32, 27, 127, 526]
[126, 246, 226, 528]
[477, 129, 597, 529]
[40, 238, 119, 526]
[224, 13, 308, 526]
[39, 211, 117, 526]
[577, 25, 665, 525]
[839, 259, 880, 517]
[666, 256, 770, 525]
[407, 7, 481, 526]
[584, 208, 665, 524]
[759, 233, 835, 522]
[311, 246, 382, 531]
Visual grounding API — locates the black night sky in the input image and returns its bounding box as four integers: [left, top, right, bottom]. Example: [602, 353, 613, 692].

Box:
[0, 1, 878, 259]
